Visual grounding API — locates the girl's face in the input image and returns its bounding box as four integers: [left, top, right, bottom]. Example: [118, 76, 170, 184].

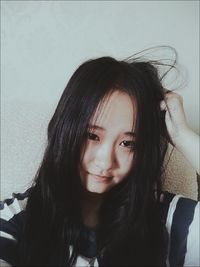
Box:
[80, 90, 137, 194]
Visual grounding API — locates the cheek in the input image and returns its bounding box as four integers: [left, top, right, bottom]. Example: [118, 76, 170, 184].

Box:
[80, 143, 94, 168]
[117, 152, 134, 176]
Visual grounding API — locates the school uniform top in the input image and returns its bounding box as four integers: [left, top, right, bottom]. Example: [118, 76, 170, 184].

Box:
[0, 188, 199, 267]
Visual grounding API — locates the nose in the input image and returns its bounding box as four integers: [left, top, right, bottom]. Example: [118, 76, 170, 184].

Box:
[94, 142, 116, 172]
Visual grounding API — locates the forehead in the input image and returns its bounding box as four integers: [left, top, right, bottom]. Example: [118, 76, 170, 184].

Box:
[91, 90, 137, 132]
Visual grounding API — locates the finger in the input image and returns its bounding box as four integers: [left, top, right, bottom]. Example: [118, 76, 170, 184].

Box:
[164, 88, 172, 94]
[160, 100, 167, 111]
[164, 91, 182, 102]
[160, 99, 172, 119]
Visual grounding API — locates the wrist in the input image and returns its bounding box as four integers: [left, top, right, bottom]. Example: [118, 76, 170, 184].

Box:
[172, 127, 200, 174]
[173, 126, 192, 150]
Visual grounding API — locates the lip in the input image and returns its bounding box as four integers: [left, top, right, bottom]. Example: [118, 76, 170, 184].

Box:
[88, 172, 112, 182]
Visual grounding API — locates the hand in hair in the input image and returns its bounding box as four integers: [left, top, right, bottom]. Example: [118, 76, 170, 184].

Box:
[160, 91, 199, 174]
[160, 91, 188, 143]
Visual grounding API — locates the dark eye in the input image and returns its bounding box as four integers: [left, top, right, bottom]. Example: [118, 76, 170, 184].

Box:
[87, 132, 99, 141]
[120, 140, 136, 150]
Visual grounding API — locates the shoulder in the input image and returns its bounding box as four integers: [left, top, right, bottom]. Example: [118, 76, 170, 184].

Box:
[161, 191, 198, 228]
[0, 188, 31, 227]
[162, 191, 199, 267]
[161, 191, 198, 224]
[0, 188, 31, 266]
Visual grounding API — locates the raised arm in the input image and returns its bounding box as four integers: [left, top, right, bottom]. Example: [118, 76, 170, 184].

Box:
[160, 91, 200, 174]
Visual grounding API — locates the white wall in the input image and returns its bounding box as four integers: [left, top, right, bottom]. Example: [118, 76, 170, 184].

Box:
[1, 1, 199, 199]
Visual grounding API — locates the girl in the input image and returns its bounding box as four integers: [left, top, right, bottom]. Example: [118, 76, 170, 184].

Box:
[0, 54, 199, 266]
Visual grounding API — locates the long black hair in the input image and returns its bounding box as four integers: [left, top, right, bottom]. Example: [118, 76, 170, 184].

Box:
[18, 48, 176, 266]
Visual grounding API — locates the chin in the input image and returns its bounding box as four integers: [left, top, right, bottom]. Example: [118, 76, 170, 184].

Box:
[84, 182, 113, 194]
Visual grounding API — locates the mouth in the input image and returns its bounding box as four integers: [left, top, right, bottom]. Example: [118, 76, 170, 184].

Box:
[88, 172, 112, 182]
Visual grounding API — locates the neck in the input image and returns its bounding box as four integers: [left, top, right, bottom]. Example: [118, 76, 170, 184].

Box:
[81, 189, 106, 229]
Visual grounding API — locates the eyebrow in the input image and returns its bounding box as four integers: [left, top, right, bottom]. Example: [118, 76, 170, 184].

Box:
[88, 124, 136, 137]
